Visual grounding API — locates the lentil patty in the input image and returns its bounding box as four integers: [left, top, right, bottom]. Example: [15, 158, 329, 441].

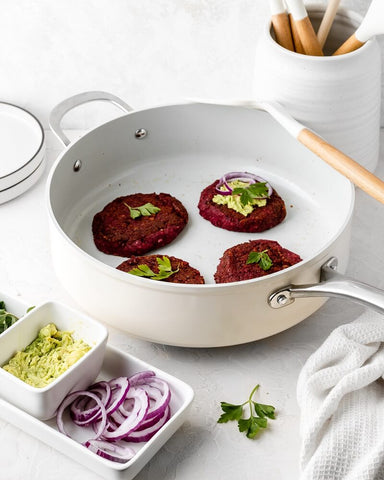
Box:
[117, 255, 205, 284]
[214, 239, 301, 284]
[92, 193, 188, 256]
[198, 180, 286, 232]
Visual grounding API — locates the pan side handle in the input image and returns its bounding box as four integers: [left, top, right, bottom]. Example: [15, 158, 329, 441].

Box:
[49, 91, 133, 147]
[269, 257, 384, 314]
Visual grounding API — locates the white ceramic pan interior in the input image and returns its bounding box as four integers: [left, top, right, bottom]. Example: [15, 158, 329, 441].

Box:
[49, 103, 352, 283]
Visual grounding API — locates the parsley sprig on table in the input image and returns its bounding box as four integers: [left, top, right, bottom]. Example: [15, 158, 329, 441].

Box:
[218, 384, 276, 439]
[124, 202, 160, 219]
[232, 182, 269, 206]
[246, 250, 273, 271]
[128, 256, 179, 281]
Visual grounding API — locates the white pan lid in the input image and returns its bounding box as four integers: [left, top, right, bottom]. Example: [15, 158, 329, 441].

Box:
[0, 102, 45, 202]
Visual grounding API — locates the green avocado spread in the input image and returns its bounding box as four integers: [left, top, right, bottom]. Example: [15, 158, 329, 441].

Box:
[2, 323, 91, 388]
[212, 180, 267, 216]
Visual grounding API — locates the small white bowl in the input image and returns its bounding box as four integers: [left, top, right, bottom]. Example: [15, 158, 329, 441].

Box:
[0, 301, 108, 420]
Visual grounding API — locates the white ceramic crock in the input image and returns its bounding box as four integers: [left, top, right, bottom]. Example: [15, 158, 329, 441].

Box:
[253, 5, 382, 172]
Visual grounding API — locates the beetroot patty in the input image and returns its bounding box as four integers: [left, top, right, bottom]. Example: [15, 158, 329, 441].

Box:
[214, 239, 301, 284]
[198, 180, 286, 232]
[92, 193, 188, 257]
[117, 255, 205, 284]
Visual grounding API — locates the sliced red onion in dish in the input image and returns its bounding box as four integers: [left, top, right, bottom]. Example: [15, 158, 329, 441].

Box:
[215, 171, 273, 197]
[84, 439, 135, 464]
[56, 370, 172, 464]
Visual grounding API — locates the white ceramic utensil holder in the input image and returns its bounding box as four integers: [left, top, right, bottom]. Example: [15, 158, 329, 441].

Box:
[253, 5, 381, 172]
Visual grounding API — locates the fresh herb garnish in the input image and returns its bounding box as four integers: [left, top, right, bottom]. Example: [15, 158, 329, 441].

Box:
[246, 249, 273, 271]
[124, 202, 161, 219]
[218, 384, 276, 439]
[232, 182, 269, 207]
[127, 256, 179, 281]
[0, 301, 19, 334]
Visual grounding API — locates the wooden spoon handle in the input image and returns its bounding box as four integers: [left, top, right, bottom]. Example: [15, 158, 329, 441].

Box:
[271, 12, 295, 51]
[289, 13, 305, 53]
[317, 0, 341, 47]
[333, 33, 365, 55]
[293, 16, 324, 55]
[298, 128, 384, 204]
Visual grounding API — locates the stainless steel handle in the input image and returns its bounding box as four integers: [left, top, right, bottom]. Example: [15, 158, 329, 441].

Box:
[269, 257, 384, 314]
[49, 91, 133, 147]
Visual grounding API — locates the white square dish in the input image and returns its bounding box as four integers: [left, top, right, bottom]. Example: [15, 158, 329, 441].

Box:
[0, 291, 194, 479]
[0, 344, 194, 480]
[0, 300, 108, 420]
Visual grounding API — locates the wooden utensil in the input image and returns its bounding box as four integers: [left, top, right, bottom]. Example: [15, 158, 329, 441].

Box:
[284, 0, 324, 55]
[189, 98, 384, 204]
[333, 0, 382, 55]
[270, 0, 294, 51]
[317, 0, 341, 47]
[288, 10, 305, 53]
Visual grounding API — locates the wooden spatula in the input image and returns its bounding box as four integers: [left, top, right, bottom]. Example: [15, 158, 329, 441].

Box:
[270, 0, 294, 51]
[284, 0, 324, 55]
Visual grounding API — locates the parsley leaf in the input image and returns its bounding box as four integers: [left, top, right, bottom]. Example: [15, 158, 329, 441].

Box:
[124, 202, 161, 219]
[127, 256, 179, 281]
[232, 182, 269, 206]
[217, 384, 276, 439]
[0, 301, 19, 334]
[217, 403, 243, 423]
[246, 249, 273, 271]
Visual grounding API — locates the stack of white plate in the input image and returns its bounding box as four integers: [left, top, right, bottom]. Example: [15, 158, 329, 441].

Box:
[0, 102, 46, 204]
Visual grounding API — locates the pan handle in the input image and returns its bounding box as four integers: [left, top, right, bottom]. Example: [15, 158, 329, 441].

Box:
[49, 91, 133, 147]
[268, 257, 384, 314]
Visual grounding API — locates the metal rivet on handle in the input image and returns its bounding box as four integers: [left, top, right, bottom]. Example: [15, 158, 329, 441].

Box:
[73, 160, 82, 172]
[276, 294, 289, 306]
[135, 128, 147, 139]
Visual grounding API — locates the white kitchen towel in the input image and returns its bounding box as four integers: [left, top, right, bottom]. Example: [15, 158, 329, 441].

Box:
[297, 310, 384, 480]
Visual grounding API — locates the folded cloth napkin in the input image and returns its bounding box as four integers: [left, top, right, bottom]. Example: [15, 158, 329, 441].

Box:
[297, 310, 384, 480]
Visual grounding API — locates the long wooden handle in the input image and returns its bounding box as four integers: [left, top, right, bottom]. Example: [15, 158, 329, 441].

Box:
[271, 12, 295, 51]
[317, 0, 341, 47]
[293, 16, 324, 55]
[298, 129, 384, 204]
[333, 33, 365, 55]
[289, 13, 305, 53]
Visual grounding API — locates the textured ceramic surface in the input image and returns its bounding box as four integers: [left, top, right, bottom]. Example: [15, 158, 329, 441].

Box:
[253, 6, 382, 172]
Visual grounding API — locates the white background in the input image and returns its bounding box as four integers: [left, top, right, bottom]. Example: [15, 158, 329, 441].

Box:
[0, 0, 382, 128]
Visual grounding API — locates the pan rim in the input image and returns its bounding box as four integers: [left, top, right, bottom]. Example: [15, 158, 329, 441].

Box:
[46, 102, 356, 292]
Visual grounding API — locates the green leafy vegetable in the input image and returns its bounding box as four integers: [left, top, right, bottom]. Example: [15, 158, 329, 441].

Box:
[218, 384, 275, 439]
[0, 301, 19, 334]
[246, 249, 273, 271]
[232, 182, 269, 207]
[127, 256, 179, 281]
[124, 202, 161, 219]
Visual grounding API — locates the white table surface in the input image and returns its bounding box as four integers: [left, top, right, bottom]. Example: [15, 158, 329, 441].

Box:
[1, 129, 384, 480]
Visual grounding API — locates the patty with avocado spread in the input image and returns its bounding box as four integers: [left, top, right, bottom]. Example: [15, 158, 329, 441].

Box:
[2, 323, 91, 388]
[198, 179, 286, 232]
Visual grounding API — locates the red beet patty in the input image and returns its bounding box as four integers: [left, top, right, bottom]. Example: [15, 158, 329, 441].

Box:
[198, 180, 286, 232]
[214, 239, 301, 284]
[92, 193, 188, 257]
[117, 255, 205, 284]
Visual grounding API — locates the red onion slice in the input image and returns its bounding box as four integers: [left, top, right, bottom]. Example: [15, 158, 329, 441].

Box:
[102, 388, 150, 441]
[105, 377, 130, 415]
[124, 406, 171, 443]
[84, 439, 135, 464]
[56, 370, 172, 463]
[215, 171, 273, 197]
[57, 391, 107, 439]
